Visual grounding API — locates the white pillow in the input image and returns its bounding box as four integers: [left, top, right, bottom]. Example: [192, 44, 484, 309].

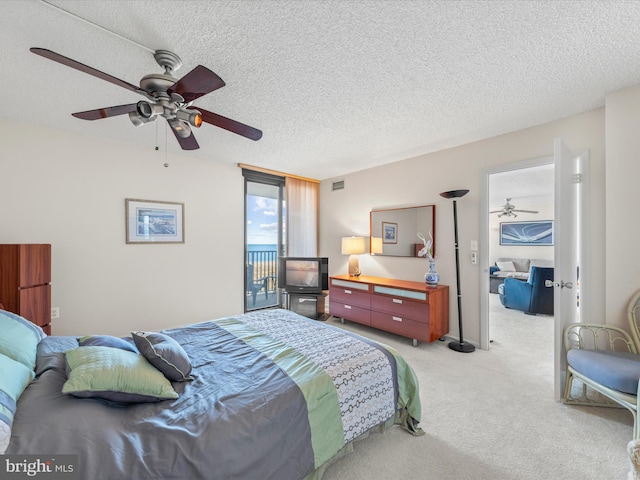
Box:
[496, 261, 516, 272]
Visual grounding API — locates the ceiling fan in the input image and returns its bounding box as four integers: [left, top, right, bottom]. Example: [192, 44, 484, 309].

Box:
[30, 48, 262, 150]
[490, 198, 539, 218]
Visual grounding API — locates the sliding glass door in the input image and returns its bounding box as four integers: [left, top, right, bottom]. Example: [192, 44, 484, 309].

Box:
[243, 170, 286, 311]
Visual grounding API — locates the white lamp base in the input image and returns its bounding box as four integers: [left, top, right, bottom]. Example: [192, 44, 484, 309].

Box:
[348, 255, 361, 277]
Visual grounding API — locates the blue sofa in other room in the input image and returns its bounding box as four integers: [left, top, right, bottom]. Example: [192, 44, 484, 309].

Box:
[498, 266, 554, 315]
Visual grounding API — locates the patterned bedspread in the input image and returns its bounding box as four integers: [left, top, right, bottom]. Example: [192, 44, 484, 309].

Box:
[8, 309, 422, 479]
[217, 310, 398, 463]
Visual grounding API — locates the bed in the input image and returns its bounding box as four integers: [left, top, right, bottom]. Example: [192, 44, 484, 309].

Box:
[1, 308, 423, 479]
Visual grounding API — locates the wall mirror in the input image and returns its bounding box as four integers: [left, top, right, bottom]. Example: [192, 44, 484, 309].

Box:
[370, 205, 436, 257]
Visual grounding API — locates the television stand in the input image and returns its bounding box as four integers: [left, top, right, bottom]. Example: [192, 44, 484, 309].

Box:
[285, 291, 327, 320]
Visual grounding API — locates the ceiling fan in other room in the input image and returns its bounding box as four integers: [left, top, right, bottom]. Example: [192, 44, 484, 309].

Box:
[490, 198, 539, 218]
[30, 48, 262, 150]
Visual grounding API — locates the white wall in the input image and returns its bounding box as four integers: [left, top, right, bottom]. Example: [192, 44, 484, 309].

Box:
[319, 109, 606, 344]
[605, 85, 640, 327]
[0, 120, 245, 336]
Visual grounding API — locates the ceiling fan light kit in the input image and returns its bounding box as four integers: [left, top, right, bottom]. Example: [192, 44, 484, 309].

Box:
[29, 47, 262, 150]
[490, 198, 539, 218]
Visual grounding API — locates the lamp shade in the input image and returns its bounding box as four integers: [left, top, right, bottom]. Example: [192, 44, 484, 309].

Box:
[341, 236, 366, 255]
[370, 237, 383, 255]
[440, 189, 469, 199]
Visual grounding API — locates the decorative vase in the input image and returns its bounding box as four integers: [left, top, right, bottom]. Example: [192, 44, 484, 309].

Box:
[425, 260, 440, 287]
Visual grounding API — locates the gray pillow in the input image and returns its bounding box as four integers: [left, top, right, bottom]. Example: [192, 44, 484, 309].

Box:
[78, 335, 137, 353]
[132, 331, 193, 382]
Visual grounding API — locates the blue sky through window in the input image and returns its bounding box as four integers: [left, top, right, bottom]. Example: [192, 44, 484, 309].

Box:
[246, 194, 284, 246]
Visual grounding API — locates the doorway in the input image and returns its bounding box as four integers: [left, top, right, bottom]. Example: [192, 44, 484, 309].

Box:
[481, 145, 587, 400]
[243, 169, 286, 312]
[481, 156, 555, 350]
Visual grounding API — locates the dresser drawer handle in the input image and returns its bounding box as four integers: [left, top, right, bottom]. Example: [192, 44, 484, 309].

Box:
[344, 289, 352, 294]
[392, 298, 403, 304]
[344, 305, 352, 309]
[392, 316, 403, 322]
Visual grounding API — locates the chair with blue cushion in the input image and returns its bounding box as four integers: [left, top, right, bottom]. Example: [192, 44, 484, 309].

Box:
[563, 290, 640, 439]
[498, 266, 554, 315]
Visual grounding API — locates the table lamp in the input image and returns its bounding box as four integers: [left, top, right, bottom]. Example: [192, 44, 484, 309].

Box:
[370, 237, 383, 255]
[342, 236, 366, 276]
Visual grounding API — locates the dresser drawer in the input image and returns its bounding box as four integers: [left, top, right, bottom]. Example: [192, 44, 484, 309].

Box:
[371, 311, 430, 342]
[329, 301, 371, 325]
[329, 286, 371, 309]
[371, 294, 429, 323]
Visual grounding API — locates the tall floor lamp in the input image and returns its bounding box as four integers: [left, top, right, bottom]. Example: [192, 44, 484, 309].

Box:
[440, 189, 475, 353]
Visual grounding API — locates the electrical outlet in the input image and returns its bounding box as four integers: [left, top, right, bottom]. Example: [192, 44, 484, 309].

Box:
[51, 307, 60, 320]
[471, 252, 478, 265]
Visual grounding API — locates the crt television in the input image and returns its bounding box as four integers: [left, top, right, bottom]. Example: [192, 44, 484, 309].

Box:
[278, 257, 329, 293]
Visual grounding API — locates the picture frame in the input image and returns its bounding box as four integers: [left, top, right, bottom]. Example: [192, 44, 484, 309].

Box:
[500, 220, 553, 246]
[382, 222, 398, 244]
[125, 199, 184, 244]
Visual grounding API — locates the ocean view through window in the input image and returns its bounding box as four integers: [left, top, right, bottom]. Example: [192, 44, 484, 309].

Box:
[244, 169, 285, 311]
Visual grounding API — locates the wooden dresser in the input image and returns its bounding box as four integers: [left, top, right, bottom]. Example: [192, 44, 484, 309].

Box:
[329, 274, 449, 346]
[0, 244, 52, 334]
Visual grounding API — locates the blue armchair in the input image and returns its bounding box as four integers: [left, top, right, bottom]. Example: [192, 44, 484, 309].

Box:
[498, 266, 554, 315]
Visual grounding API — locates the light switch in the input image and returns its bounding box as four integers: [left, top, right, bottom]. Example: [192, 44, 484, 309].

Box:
[470, 240, 478, 251]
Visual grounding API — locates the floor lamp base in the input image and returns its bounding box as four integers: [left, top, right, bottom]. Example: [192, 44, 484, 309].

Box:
[448, 340, 476, 353]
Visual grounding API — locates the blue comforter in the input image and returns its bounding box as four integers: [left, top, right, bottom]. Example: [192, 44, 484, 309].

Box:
[7, 309, 422, 479]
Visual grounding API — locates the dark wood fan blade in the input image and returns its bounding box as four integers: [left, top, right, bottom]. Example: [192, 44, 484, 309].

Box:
[197, 107, 262, 141]
[72, 104, 138, 120]
[30, 48, 146, 95]
[167, 65, 225, 103]
[169, 123, 200, 150]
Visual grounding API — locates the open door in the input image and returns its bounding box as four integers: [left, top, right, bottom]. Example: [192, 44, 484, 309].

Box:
[553, 139, 589, 399]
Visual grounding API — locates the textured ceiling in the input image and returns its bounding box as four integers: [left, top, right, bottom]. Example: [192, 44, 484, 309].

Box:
[2, 0, 640, 181]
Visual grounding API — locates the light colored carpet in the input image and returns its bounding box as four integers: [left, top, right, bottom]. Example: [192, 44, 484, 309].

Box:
[321, 294, 631, 480]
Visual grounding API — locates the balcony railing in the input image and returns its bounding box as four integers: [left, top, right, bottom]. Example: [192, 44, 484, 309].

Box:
[246, 250, 279, 309]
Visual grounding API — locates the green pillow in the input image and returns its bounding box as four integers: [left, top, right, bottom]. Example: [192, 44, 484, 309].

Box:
[0, 353, 35, 454]
[62, 346, 178, 403]
[0, 310, 46, 370]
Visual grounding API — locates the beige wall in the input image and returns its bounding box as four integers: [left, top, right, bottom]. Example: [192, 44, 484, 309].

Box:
[1, 105, 619, 344]
[605, 85, 640, 327]
[320, 109, 606, 344]
[0, 120, 245, 336]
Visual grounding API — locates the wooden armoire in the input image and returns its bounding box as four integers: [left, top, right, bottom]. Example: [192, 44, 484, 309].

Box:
[0, 244, 52, 334]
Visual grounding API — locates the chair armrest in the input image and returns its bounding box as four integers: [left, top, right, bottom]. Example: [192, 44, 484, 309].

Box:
[504, 277, 532, 293]
[500, 277, 532, 311]
[564, 322, 637, 354]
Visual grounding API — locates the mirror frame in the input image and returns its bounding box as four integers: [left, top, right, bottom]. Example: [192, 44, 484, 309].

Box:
[370, 205, 436, 257]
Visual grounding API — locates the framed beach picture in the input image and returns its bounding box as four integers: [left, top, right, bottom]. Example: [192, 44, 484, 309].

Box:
[500, 220, 553, 246]
[382, 222, 398, 244]
[126, 199, 184, 244]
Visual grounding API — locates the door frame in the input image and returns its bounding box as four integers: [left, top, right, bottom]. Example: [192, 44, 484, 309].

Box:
[480, 155, 554, 351]
[480, 149, 590, 399]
